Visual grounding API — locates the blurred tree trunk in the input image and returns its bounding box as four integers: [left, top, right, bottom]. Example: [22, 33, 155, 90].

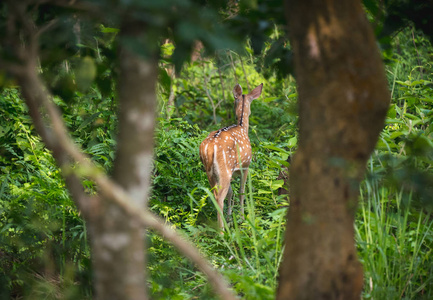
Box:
[88, 21, 158, 300]
[3, 3, 236, 299]
[277, 0, 390, 299]
[277, 156, 291, 196]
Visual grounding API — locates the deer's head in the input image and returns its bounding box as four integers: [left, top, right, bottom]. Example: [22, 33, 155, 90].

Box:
[233, 83, 263, 126]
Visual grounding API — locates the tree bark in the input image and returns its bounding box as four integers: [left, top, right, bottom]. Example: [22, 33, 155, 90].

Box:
[277, 1, 390, 299]
[89, 22, 158, 300]
[14, 56, 237, 300]
[3, 4, 238, 299]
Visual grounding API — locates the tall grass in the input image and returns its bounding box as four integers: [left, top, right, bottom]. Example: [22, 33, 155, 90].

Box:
[180, 168, 286, 299]
[356, 175, 433, 299]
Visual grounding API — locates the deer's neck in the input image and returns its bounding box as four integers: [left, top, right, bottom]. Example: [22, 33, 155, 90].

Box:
[237, 96, 249, 133]
[238, 115, 249, 133]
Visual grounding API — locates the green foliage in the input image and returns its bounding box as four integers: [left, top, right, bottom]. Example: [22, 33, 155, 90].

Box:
[161, 48, 296, 141]
[356, 183, 433, 300]
[373, 28, 433, 211]
[228, 0, 293, 77]
[1, 1, 433, 297]
[355, 26, 433, 299]
[0, 89, 91, 298]
[150, 50, 293, 297]
[151, 118, 209, 224]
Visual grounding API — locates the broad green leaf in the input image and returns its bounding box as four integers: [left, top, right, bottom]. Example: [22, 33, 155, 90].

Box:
[262, 144, 290, 154]
[272, 158, 290, 167]
[387, 104, 397, 118]
[77, 112, 102, 130]
[100, 26, 119, 33]
[403, 113, 420, 120]
[396, 80, 410, 86]
[271, 180, 285, 190]
[390, 132, 404, 140]
[421, 96, 433, 103]
[0, 125, 10, 138]
[258, 189, 272, 194]
[410, 80, 423, 86]
[288, 136, 297, 147]
[159, 68, 172, 92]
[262, 97, 279, 103]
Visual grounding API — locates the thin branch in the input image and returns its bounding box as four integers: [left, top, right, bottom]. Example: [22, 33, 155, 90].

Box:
[6, 3, 237, 297]
[216, 97, 225, 108]
[203, 63, 218, 125]
[50, 91, 237, 300]
[216, 54, 226, 103]
[16, 65, 94, 220]
[35, 18, 59, 40]
[166, 66, 176, 120]
[227, 50, 239, 83]
[411, 28, 423, 79]
[16, 51, 237, 300]
[8, 0, 39, 60]
[239, 55, 250, 92]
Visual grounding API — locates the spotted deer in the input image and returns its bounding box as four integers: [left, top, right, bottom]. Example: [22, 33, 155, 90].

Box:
[199, 83, 263, 229]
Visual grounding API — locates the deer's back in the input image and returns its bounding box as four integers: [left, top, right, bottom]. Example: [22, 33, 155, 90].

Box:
[200, 125, 252, 174]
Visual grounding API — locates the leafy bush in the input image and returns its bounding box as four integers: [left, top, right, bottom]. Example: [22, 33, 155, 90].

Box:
[0, 89, 91, 298]
[1, 24, 433, 300]
[355, 27, 433, 299]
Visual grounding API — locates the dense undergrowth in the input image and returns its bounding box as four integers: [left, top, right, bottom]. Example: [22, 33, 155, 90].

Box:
[1, 27, 433, 299]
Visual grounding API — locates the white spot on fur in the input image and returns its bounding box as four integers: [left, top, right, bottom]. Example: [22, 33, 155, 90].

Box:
[213, 144, 220, 179]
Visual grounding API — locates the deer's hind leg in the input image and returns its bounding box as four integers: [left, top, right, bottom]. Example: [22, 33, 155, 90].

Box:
[239, 168, 248, 219]
[227, 185, 234, 216]
[205, 171, 217, 199]
[214, 172, 233, 229]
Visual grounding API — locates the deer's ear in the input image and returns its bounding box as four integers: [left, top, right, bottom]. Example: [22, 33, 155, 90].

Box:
[248, 83, 263, 101]
[233, 84, 243, 99]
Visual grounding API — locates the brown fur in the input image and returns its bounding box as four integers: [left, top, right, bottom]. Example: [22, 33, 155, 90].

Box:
[199, 83, 263, 229]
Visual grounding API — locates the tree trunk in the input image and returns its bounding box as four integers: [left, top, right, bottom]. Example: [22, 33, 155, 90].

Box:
[277, 1, 390, 299]
[90, 22, 158, 300]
